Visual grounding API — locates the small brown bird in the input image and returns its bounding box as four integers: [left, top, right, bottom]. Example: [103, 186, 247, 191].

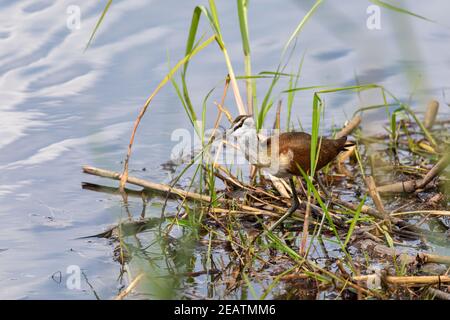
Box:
[228, 115, 353, 231]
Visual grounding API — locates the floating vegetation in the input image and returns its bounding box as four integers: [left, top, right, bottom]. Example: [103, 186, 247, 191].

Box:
[83, 100, 449, 300]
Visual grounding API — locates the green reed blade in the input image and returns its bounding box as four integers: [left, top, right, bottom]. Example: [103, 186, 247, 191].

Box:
[369, 0, 435, 22]
[85, 0, 112, 51]
[286, 54, 305, 131]
[344, 195, 366, 247]
[237, 0, 255, 113]
[282, 0, 323, 55]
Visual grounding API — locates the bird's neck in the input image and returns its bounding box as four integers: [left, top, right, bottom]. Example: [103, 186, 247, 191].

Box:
[236, 128, 270, 167]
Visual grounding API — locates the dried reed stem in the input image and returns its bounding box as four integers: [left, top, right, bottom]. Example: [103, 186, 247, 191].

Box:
[353, 275, 450, 285]
[427, 287, 450, 300]
[377, 153, 450, 193]
[335, 115, 361, 139]
[114, 273, 144, 300]
[83, 166, 274, 215]
[424, 99, 439, 129]
[364, 176, 389, 224]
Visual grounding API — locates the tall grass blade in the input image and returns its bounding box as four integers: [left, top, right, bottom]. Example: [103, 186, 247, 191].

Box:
[242, 272, 258, 299]
[369, 0, 435, 22]
[180, 7, 211, 124]
[286, 54, 305, 130]
[237, 0, 255, 113]
[85, 0, 113, 51]
[208, 0, 222, 38]
[283, 84, 330, 93]
[282, 0, 323, 55]
[183, 2, 246, 115]
[310, 93, 322, 175]
[344, 195, 366, 247]
[119, 36, 216, 190]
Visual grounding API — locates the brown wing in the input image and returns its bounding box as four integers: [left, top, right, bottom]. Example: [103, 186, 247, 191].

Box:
[267, 132, 347, 176]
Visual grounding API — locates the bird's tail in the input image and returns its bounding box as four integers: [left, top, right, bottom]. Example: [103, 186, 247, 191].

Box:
[335, 136, 355, 152]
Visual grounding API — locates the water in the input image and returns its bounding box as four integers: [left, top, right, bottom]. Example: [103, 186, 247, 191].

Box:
[0, 0, 449, 299]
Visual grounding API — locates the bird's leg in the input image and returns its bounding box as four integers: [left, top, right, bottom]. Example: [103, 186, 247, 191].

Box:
[315, 172, 330, 198]
[267, 177, 299, 232]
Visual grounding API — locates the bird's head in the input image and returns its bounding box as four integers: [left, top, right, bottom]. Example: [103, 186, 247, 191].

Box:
[227, 115, 255, 137]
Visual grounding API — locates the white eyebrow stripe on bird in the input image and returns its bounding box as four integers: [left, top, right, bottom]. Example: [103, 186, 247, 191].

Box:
[232, 119, 246, 131]
[232, 115, 250, 124]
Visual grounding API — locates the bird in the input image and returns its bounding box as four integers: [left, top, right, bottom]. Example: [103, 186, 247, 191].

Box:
[227, 114, 354, 232]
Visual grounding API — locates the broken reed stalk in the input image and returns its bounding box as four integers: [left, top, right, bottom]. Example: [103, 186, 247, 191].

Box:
[357, 239, 450, 266]
[279, 273, 309, 280]
[427, 287, 450, 300]
[299, 195, 311, 256]
[337, 146, 355, 177]
[209, 207, 278, 217]
[83, 166, 274, 216]
[417, 252, 450, 265]
[114, 273, 144, 300]
[353, 275, 450, 285]
[335, 115, 360, 176]
[118, 35, 216, 191]
[392, 210, 450, 217]
[376, 153, 450, 193]
[364, 176, 388, 219]
[335, 115, 361, 139]
[424, 100, 439, 129]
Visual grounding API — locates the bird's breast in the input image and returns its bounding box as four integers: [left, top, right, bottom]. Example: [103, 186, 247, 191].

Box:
[264, 149, 294, 178]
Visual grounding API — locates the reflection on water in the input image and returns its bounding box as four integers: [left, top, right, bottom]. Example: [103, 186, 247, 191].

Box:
[0, 0, 449, 299]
